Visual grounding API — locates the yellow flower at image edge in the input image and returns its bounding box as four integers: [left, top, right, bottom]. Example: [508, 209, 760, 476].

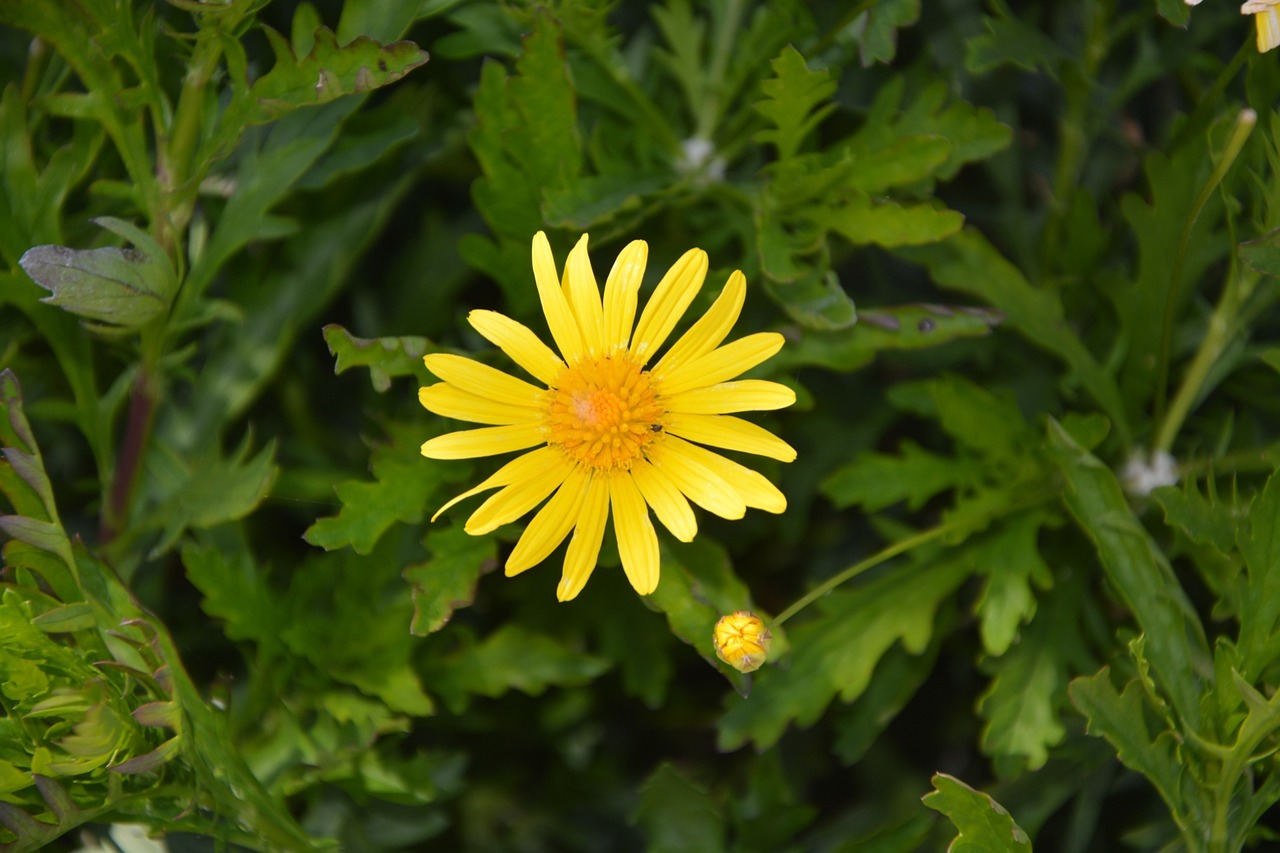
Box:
[419, 232, 796, 601]
[713, 611, 772, 673]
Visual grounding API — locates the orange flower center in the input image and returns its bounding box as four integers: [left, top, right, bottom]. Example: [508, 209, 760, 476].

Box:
[545, 354, 665, 471]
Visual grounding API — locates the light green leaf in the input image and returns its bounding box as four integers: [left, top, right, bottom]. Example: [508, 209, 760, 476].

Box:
[764, 268, 858, 331]
[322, 324, 430, 392]
[403, 524, 495, 636]
[1152, 480, 1237, 556]
[754, 45, 836, 161]
[18, 244, 168, 329]
[922, 773, 1032, 853]
[844, 134, 953, 193]
[182, 543, 281, 647]
[633, 763, 726, 853]
[930, 374, 1033, 461]
[808, 193, 964, 248]
[971, 512, 1054, 657]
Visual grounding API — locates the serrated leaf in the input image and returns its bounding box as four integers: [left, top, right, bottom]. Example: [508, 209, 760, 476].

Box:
[754, 45, 836, 161]
[1047, 418, 1209, 728]
[971, 512, 1054, 657]
[182, 543, 280, 647]
[822, 441, 969, 512]
[422, 624, 610, 714]
[403, 525, 495, 635]
[633, 763, 726, 853]
[922, 773, 1032, 853]
[322, 324, 430, 392]
[808, 193, 964, 248]
[854, 0, 920, 67]
[717, 557, 968, 751]
[1152, 480, 1237, 555]
[930, 374, 1033, 461]
[965, 12, 1070, 76]
[18, 244, 168, 328]
[1236, 469, 1280, 680]
[844, 134, 952, 193]
[764, 269, 857, 331]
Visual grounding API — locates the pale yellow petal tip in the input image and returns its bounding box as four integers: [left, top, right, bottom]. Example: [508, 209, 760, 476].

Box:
[1258, 10, 1280, 52]
[713, 610, 772, 673]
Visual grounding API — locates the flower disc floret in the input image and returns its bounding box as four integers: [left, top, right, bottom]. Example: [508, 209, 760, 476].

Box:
[545, 355, 665, 472]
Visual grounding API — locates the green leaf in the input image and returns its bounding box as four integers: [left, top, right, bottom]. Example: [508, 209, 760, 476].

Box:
[717, 558, 968, 751]
[763, 268, 858, 331]
[422, 624, 610, 714]
[931, 374, 1035, 461]
[775, 303, 1002, 372]
[1046, 418, 1209, 728]
[403, 524, 495, 636]
[903, 230, 1130, 444]
[754, 45, 837, 161]
[505, 13, 582, 193]
[965, 12, 1070, 76]
[1152, 479, 1237, 556]
[922, 773, 1032, 853]
[18, 244, 170, 329]
[844, 134, 953, 193]
[822, 441, 970, 512]
[854, 0, 920, 67]
[322, 324, 430, 392]
[832, 641, 942, 765]
[633, 763, 726, 853]
[305, 423, 458, 556]
[182, 542, 281, 647]
[1154, 0, 1191, 26]
[971, 512, 1054, 657]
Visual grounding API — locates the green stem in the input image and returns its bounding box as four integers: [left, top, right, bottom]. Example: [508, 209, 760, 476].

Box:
[692, 0, 743, 141]
[157, 32, 224, 254]
[1152, 109, 1256, 442]
[770, 517, 960, 629]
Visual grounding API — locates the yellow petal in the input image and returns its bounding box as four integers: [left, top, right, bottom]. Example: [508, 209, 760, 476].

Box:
[506, 464, 589, 575]
[665, 413, 796, 462]
[533, 231, 585, 363]
[557, 475, 610, 601]
[468, 310, 565, 386]
[431, 447, 561, 521]
[630, 247, 708, 363]
[564, 234, 605, 356]
[611, 474, 660, 595]
[465, 458, 570, 535]
[653, 270, 744, 377]
[602, 240, 648, 351]
[646, 439, 746, 520]
[630, 458, 697, 542]
[423, 353, 543, 406]
[421, 423, 544, 459]
[419, 384, 542, 425]
[1260, 9, 1280, 52]
[664, 380, 796, 414]
[665, 436, 786, 513]
[657, 333, 785, 396]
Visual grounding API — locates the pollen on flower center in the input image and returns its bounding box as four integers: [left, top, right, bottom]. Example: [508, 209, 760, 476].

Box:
[545, 354, 665, 471]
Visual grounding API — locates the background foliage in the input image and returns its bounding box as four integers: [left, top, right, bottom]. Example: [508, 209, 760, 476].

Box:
[3, 0, 1280, 850]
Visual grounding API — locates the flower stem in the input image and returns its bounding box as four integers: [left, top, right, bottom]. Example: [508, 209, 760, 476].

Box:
[1152, 109, 1255, 443]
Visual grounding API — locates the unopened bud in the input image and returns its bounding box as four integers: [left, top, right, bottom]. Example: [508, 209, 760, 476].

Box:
[713, 611, 772, 673]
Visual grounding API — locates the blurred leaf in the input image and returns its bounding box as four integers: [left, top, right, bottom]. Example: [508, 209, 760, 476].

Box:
[718, 558, 968, 750]
[1240, 226, 1280, 278]
[978, 573, 1090, 772]
[322, 324, 430, 392]
[1152, 479, 1237, 555]
[844, 134, 953, 193]
[403, 524, 495, 636]
[633, 763, 726, 853]
[965, 11, 1070, 76]
[728, 749, 817, 851]
[18, 244, 171, 329]
[832, 639, 942, 765]
[931, 374, 1034, 461]
[854, 0, 920, 67]
[1236, 469, 1280, 681]
[182, 543, 280, 647]
[146, 432, 278, 557]
[808, 194, 964, 248]
[422, 624, 610, 714]
[822, 441, 971, 512]
[1154, 0, 1191, 26]
[904, 230, 1129, 443]
[1047, 418, 1209, 728]
[305, 423, 455, 556]
[972, 512, 1054, 657]
[764, 268, 857, 330]
[922, 773, 1032, 852]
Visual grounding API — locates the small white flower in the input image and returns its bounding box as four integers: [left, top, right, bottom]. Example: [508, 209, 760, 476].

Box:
[677, 137, 726, 181]
[1121, 449, 1179, 497]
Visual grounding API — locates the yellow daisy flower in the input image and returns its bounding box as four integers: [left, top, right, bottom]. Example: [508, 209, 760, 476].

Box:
[1243, 1, 1280, 51]
[419, 232, 796, 601]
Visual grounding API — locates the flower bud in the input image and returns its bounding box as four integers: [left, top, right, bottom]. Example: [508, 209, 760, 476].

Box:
[713, 610, 772, 673]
